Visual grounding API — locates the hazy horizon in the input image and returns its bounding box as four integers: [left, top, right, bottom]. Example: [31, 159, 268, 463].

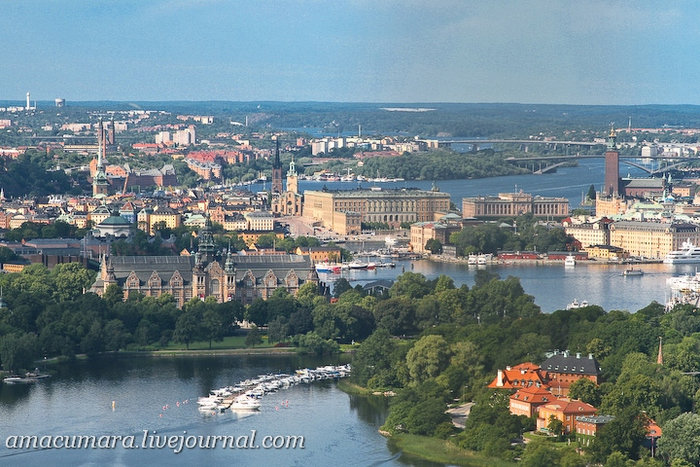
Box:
[2, 1, 698, 105]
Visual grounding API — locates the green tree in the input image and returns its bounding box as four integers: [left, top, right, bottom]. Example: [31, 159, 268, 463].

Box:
[590, 408, 647, 462]
[389, 272, 433, 299]
[333, 278, 353, 298]
[0, 246, 17, 264]
[425, 238, 442, 254]
[245, 325, 263, 347]
[173, 311, 200, 350]
[0, 332, 38, 372]
[569, 378, 602, 406]
[103, 283, 124, 307]
[658, 412, 700, 465]
[521, 440, 563, 467]
[245, 299, 268, 326]
[103, 319, 130, 351]
[296, 331, 339, 355]
[296, 281, 320, 307]
[587, 184, 597, 200]
[405, 335, 451, 384]
[547, 415, 564, 438]
[604, 451, 629, 467]
[352, 328, 397, 388]
[201, 308, 223, 349]
[267, 316, 289, 343]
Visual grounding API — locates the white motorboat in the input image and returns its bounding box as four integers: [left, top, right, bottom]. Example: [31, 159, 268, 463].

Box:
[564, 255, 576, 267]
[566, 299, 588, 309]
[229, 395, 261, 411]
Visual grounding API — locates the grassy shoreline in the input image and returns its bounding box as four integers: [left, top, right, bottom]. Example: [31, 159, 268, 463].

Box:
[337, 382, 514, 467]
[387, 434, 516, 467]
[336, 380, 376, 395]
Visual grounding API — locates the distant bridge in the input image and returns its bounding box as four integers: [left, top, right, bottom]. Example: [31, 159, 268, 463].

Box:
[505, 154, 698, 175]
[419, 138, 603, 151]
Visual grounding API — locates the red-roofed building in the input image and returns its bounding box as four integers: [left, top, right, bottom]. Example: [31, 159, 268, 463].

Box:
[509, 385, 555, 417]
[537, 398, 597, 434]
[487, 362, 549, 390]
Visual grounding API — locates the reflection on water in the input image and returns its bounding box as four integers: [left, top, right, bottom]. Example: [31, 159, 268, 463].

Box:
[322, 259, 692, 313]
[0, 354, 429, 466]
[348, 394, 389, 427]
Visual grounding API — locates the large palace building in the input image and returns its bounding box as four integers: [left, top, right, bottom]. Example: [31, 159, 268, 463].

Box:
[462, 192, 569, 218]
[303, 187, 451, 234]
[90, 217, 318, 307]
[609, 221, 700, 259]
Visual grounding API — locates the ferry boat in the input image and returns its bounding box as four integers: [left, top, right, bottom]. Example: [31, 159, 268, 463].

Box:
[622, 268, 644, 277]
[473, 254, 492, 265]
[315, 262, 342, 274]
[564, 255, 576, 267]
[664, 240, 700, 264]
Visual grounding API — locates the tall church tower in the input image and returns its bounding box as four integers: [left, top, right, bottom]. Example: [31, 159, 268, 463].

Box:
[93, 119, 110, 197]
[287, 155, 298, 195]
[198, 214, 216, 264]
[271, 138, 283, 194]
[603, 124, 620, 197]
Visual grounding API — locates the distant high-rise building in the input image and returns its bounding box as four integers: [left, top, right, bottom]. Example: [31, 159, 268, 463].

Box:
[271, 138, 283, 194]
[173, 125, 196, 146]
[26, 92, 30, 111]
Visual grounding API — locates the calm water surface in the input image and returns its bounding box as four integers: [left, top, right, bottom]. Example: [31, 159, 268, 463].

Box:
[0, 355, 440, 467]
[251, 158, 651, 207]
[326, 259, 698, 313]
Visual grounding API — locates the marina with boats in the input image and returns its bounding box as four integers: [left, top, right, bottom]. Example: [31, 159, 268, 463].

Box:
[197, 364, 351, 415]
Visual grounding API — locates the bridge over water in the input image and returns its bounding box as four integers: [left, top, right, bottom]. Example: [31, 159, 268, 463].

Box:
[505, 154, 698, 175]
[426, 138, 602, 147]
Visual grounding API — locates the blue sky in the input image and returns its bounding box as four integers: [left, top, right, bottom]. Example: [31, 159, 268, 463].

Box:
[1, 0, 697, 104]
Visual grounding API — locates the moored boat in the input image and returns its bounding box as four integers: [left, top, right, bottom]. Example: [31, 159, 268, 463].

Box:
[3, 370, 51, 384]
[664, 240, 700, 264]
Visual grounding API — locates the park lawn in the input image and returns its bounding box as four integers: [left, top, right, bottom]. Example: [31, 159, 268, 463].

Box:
[336, 380, 376, 395]
[160, 335, 276, 351]
[523, 431, 571, 448]
[389, 434, 516, 467]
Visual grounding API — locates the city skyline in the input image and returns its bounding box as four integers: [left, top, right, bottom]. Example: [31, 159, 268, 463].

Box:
[1, 1, 698, 105]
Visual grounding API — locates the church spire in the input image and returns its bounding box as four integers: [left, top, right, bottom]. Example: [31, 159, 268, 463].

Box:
[271, 137, 283, 194]
[273, 137, 281, 169]
[287, 155, 296, 177]
[198, 214, 216, 264]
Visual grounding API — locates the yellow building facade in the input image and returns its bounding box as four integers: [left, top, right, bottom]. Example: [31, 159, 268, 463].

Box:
[609, 221, 700, 259]
[462, 192, 569, 218]
[303, 188, 450, 234]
